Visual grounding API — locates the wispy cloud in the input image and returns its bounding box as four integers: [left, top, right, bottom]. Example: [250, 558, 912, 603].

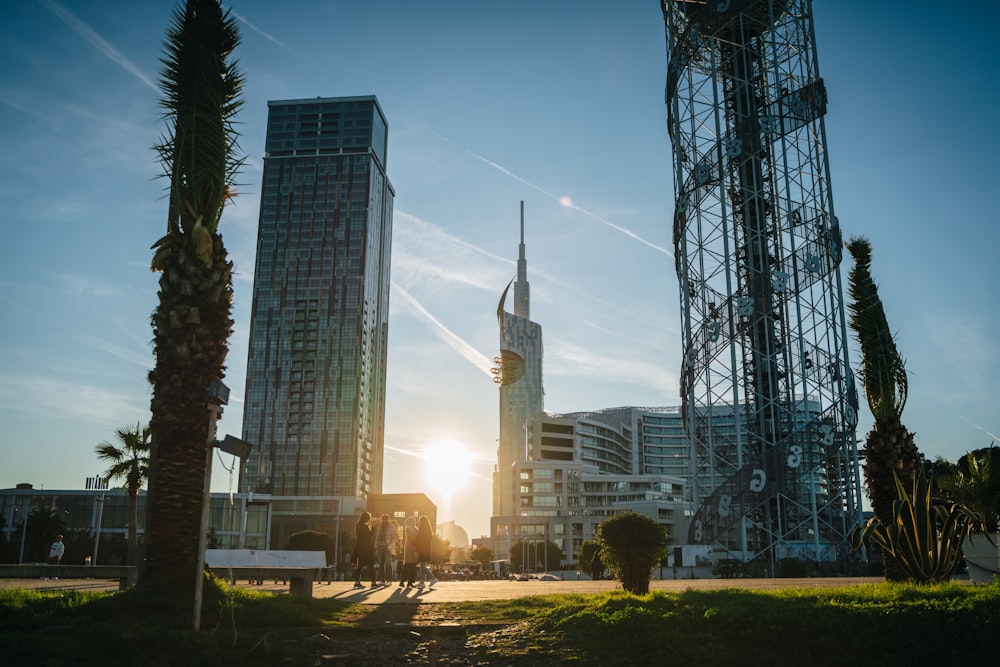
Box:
[55, 273, 121, 298]
[433, 132, 673, 258]
[548, 340, 678, 397]
[229, 9, 294, 54]
[393, 210, 511, 291]
[80, 334, 151, 370]
[0, 374, 148, 428]
[391, 282, 494, 377]
[392, 209, 675, 337]
[40, 0, 158, 93]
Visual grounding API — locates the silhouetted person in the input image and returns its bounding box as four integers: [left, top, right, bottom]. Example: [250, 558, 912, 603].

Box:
[401, 515, 418, 587]
[415, 514, 437, 587]
[373, 514, 398, 586]
[351, 512, 376, 589]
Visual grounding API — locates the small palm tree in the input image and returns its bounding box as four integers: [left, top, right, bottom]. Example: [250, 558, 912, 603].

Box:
[846, 237, 921, 582]
[96, 422, 150, 566]
[937, 445, 1000, 534]
[143, 0, 243, 629]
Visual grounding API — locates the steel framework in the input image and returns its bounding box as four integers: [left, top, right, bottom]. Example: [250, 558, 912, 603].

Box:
[662, 0, 862, 568]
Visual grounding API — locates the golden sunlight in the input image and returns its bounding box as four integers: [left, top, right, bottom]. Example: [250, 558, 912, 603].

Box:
[422, 441, 473, 498]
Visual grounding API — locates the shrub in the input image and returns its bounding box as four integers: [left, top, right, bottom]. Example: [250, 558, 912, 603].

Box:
[595, 511, 669, 594]
[285, 530, 335, 563]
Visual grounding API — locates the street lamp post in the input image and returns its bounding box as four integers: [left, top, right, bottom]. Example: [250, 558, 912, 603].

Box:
[17, 504, 28, 564]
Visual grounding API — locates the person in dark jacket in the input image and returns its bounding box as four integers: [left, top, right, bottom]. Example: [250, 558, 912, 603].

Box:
[351, 512, 377, 589]
[414, 514, 438, 588]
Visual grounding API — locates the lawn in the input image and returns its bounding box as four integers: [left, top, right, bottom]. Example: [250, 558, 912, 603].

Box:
[2, 579, 997, 666]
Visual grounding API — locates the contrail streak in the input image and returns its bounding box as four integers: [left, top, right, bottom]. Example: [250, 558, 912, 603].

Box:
[434, 132, 673, 259]
[955, 414, 1000, 442]
[40, 0, 158, 93]
[230, 9, 293, 53]
[391, 282, 494, 377]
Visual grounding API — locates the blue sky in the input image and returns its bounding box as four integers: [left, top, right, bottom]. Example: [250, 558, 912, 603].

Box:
[1, 1, 997, 540]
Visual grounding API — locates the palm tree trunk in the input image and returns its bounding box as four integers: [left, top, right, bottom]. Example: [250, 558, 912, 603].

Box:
[141, 0, 241, 630]
[144, 239, 233, 621]
[863, 417, 920, 581]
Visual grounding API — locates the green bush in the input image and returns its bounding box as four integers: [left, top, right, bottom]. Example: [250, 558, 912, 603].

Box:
[285, 529, 335, 563]
[776, 557, 809, 578]
[595, 511, 669, 594]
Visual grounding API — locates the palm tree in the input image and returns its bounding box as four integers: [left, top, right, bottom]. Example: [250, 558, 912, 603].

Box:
[937, 445, 1000, 533]
[143, 0, 243, 628]
[846, 237, 921, 581]
[96, 422, 150, 567]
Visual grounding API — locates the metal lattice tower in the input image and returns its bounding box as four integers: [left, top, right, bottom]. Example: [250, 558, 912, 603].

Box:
[662, 0, 862, 567]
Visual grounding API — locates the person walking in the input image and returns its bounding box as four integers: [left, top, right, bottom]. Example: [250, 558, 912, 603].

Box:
[351, 512, 377, 589]
[373, 514, 398, 586]
[44, 534, 65, 580]
[414, 515, 438, 588]
[400, 515, 419, 587]
[47, 534, 65, 565]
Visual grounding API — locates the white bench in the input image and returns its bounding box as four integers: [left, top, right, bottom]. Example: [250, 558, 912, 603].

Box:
[205, 549, 327, 596]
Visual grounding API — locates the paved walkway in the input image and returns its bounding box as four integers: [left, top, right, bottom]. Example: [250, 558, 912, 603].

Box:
[262, 576, 889, 603]
[3, 574, 890, 603]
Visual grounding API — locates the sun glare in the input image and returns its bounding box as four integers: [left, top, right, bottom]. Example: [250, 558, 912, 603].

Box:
[422, 441, 473, 498]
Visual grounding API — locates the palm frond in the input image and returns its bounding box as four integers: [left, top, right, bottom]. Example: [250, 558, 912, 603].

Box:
[153, 0, 244, 240]
[96, 422, 151, 494]
[846, 236, 908, 421]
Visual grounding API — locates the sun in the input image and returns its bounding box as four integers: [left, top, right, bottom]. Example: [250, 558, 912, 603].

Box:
[422, 441, 473, 498]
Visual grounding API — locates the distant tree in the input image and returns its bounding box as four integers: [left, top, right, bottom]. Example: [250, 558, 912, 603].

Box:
[595, 511, 669, 594]
[578, 540, 601, 573]
[96, 422, 150, 566]
[286, 530, 336, 563]
[509, 538, 563, 572]
[430, 535, 451, 563]
[25, 505, 68, 563]
[63, 529, 94, 566]
[846, 237, 921, 582]
[469, 545, 494, 573]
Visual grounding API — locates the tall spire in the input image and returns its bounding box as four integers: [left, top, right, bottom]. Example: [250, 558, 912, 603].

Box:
[514, 200, 530, 319]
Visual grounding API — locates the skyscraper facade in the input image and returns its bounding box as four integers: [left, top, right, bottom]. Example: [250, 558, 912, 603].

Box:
[240, 96, 394, 510]
[489, 207, 686, 567]
[492, 202, 544, 518]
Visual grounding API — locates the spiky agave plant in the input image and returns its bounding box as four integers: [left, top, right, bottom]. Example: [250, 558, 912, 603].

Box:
[143, 0, 243, 629]
[851, 470, 984, 584]
[846, 237, 921, 581]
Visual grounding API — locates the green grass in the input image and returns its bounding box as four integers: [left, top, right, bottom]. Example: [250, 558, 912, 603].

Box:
[0, 579, 364, 666]
[2, 582, 998, 666]
[526, 584, 1000, 664]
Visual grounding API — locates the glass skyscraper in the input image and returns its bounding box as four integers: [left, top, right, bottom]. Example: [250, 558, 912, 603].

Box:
[240, 96, 394, 504]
